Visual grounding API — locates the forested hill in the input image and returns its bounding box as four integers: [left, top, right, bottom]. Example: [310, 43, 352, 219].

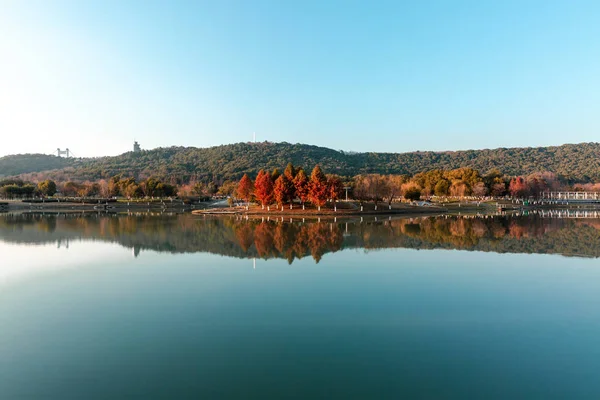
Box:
[0, 154, 75, 177]
[3, 141, 600, 182]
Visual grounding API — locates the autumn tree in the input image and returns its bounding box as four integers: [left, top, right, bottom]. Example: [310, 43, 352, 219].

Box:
[271, 168, 281, 182]
[274, 174, 294, 209]
[434, 179, 450, 196]
[61, 181, 80, 197]
[177, 184, 195, 198]
[309, 165, 328, 211]
[254, 170, 274, 209]
[95, 179, 108, 198]
[76, 184, 88, 198]
[386, 175, 406, 205]
[284, 163, 297, 205]
[284, 163, 296, 180]
[193, 182, 206, 197]
[37, 180, 57, 197]
[293, 168, 310, 209]
[491, 182, 506, 197]
[353, 175, 369, 205]
[366, 174, 389, 209]
[327, 175, 344, 210]
[236, 174, 254, 207]
[450, 180, 469, 197]
[218, 180, 237, 197]
[509, 177, 528, 198]
[123, 182, 141, 199]
[472, 182, 488, 197]
[108, 176, 121, 197]
[85, 182, 101, 197]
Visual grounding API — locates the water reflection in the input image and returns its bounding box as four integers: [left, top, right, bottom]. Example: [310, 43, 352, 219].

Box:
[1, 212, 600, 261]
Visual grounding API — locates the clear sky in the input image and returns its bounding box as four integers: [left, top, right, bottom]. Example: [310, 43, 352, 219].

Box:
[1, 0, 599, 157]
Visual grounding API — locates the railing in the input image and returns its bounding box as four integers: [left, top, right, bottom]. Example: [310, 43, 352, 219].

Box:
[541, 192, 600, 201]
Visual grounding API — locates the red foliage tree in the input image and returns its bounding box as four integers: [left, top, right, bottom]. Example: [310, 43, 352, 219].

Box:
[327, 175, 344, 208]
[284, 163, 297, 205]
[236, 173, 254, 207]
[274, 174, 294, 208]
[509, 177, 528, 198]
[284, 163, 296, 180]
[254, 170, 274, 209]
[309, 165, 328, 210]
[293, 168, 310, 209]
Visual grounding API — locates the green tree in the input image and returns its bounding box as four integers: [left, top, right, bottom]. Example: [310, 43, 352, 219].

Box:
[37, 180, 57, 197]
[434, 180, 450, 196]
[404, 187, 422, 201]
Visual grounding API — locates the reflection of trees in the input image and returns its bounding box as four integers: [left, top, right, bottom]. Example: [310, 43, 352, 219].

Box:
[254, 222, 274, 258]
[250, 221, 343, 263]
[2, 213, 600, 260]
[234, 223, 254, 253]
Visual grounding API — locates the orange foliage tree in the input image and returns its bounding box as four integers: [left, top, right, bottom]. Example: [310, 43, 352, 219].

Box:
[236, 173, 254, 207]
[293, 168, 310, 209]
[254, 170, 274, 209]
[327, 175, 344, 210]
[509, 177, 528, 198]
[309, 165, 328, 211]
[274, 174, 294, 209]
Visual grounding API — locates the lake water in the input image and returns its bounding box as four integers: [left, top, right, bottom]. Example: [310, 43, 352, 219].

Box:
[1, 212, 600, 399]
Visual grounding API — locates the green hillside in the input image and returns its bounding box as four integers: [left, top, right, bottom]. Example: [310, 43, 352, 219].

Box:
[0, 154, 75, 177]
[2, 141, 600, 183]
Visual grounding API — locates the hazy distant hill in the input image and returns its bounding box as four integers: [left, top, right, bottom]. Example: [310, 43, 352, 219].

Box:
[2, 141, 600, 182]
[0, 153, 75, 177]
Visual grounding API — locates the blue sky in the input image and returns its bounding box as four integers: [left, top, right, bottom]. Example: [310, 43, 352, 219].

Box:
[1, 0, 599, 157]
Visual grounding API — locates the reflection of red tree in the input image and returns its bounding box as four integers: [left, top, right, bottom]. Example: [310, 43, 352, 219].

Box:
[292, 225, 309, 261]
[254, 222, 274, 258]
[278, 224, 300, 264]
[273, 224, 287, 255]
[235, 223, 254, 252]
[508, 220, 526, 238]
[449, 219, 468, 237]
[327, 224, 344, 252]
[307, 223, 329, 263]
[471, 219, 488, 238]
[490, 221, 507, 238]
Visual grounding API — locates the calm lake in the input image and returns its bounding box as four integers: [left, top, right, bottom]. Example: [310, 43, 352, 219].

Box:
[1, 212, 600, 399]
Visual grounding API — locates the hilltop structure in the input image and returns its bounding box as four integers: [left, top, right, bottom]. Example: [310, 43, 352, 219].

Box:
[133, 141, 141, 153]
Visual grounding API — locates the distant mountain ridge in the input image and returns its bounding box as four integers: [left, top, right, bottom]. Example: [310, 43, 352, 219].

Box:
[2, 141, 600, 182]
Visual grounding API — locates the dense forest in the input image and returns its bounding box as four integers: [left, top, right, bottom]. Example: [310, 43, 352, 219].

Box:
[3, 141, 600, 183]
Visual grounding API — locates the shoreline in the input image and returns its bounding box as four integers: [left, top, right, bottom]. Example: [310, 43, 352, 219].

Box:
[4, 199, 600, 218]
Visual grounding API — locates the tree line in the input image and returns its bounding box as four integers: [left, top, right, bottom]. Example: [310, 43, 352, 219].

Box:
[0, 164, 595, 202]
[0, 176, 176, 200]
[235, 164, 344, 211]
[0, 178, 57, 199]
